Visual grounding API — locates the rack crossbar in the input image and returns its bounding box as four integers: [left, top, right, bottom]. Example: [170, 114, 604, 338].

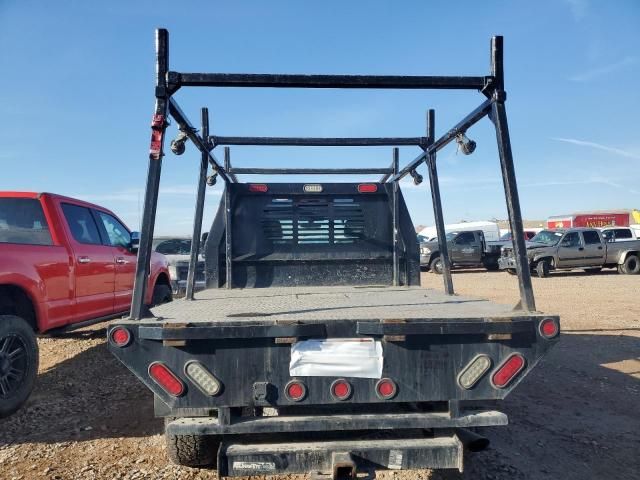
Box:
[170, 72, 490, 90]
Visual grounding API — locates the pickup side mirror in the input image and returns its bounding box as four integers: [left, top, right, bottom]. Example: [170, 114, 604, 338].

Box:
[130, 231, 140, 253]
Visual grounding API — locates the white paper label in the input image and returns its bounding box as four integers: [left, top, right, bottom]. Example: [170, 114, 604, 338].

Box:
[289, 338, 383, 378]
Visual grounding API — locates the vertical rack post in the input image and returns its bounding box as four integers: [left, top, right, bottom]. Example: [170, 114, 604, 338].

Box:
[224, 147, 233, 289]
[392, 148, 400, 286]
[130, 28, 169, 319]
[426, 109, 454, 295]
[490, 36, 535, 311]
[185, 107, 209, 300]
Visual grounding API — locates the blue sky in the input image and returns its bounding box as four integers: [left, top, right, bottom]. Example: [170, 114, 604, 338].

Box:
[1, 0, 639, 235]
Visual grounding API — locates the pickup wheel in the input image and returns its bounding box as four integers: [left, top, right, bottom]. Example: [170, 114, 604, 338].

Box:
[165, 417, 219, 467]
[506, 268, 517, 275]
[429, 256, 443, 274]
[535, 259, 550, 278]
[152, 284, 173, 307]
[621, 255, 640, 275]
[0, 315, 39, 418]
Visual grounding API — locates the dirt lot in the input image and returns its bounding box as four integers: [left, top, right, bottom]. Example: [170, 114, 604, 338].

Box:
[1, 270, 638, 480]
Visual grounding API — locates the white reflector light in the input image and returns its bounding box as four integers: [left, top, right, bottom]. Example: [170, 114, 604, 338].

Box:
[184, 361, 221, 396]
[458, 355, 492, 389]
[303, 184, 323, 193]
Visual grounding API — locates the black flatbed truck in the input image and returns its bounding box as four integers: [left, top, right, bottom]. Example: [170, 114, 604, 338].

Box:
[108, 29, 559, 477]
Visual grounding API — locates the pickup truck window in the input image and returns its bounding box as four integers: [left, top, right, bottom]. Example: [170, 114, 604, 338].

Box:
[582, 230, 601, 245]
[0, 198, 53, 245]
[61, 203, 102, 245]
[454, 232, 476, 245]
[562, 232, 581, 247]
[531, 230, 563, 245]
[96, 211, 131, 248]
[155, 238, 192, 255]
[614, 229, 632, 239]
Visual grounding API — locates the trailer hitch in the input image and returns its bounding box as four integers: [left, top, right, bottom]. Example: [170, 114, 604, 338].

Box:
[311, 452, 356, 480]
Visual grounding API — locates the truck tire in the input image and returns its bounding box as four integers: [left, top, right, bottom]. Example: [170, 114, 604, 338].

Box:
[621, 255, 640, 275]
[535, 259, 550, 278]
[165, 418, 219, 467]
[152, 284, 173, 307]
[484, 262, 500, 272]
[430, 256, 443, 274]
[506, 268, 517, 275]
[0, 315, 39, 418]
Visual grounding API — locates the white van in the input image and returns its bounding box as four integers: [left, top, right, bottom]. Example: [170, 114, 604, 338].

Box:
[418, 221, 501, 242]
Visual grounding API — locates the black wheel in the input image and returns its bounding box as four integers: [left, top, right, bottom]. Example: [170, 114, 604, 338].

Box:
[622, 255, 640, 275]
[536, 259, 550, 278]
[583, 267, 602, 274]
[165, 417, 219, 467]
[484, 262, 500, 272]
[506, 268, 517, 275]
[430, 256, 443, 274]
[0, 315, 38, 418]
[152, 284, 173, 306]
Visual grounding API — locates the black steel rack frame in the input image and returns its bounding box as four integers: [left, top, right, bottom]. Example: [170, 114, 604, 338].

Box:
[130, 28, 535, 319]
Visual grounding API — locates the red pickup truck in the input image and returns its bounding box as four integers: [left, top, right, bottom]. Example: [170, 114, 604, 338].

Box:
[0, 192, 171, 417]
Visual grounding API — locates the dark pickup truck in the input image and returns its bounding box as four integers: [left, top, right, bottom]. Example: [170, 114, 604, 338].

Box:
[108, 30, 558, 478]
[420, 230, 502, 273]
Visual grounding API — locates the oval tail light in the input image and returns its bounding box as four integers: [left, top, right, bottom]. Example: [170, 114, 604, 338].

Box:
[184, 361, 222, 396]
[149, 362, 185, 397]
[491, 354, 526, 389]
[458, 355, 492, 390]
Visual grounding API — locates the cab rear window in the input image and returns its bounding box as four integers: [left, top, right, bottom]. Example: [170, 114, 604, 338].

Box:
[0, 198, 53, 245]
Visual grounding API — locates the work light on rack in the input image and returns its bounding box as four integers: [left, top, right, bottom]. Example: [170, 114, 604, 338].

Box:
[410, 169, 423, 186]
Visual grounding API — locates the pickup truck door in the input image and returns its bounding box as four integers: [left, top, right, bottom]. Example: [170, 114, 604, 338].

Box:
[60, 203, 115, 321]
[94, 210, 136, 314]
[450, 232, 480, 264]
[581, 230, 606, 265]
[556, 232, 584, 268]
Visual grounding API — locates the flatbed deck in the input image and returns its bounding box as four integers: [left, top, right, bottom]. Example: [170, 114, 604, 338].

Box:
[147, 285, 529, 324]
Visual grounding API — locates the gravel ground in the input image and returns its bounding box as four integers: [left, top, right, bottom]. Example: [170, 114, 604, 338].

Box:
[1, 270, 638, 480]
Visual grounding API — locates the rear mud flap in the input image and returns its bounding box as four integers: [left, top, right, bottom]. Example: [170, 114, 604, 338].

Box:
[217, 435, 464, 478]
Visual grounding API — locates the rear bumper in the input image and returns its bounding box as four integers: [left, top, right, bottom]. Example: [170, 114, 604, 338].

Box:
[166, 410, 507, 436]
[219, 434, 464, 476]
[169, 410, 506, 476]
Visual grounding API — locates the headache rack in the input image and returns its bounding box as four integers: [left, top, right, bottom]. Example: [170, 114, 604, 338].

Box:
[130, 29, 535, 319]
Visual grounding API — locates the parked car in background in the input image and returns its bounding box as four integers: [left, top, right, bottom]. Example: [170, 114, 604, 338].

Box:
[153, 236, 206, 296]
[418, 221, 501, 242]
[0, 192, 171, 417]
[600, 226, 637, 242]
[499, 227, 640, 277]
[420, 230, 502, 272]
[499, 230, 538, 242]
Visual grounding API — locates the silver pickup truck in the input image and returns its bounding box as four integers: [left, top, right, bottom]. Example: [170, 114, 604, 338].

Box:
[498, 227, 640, 277]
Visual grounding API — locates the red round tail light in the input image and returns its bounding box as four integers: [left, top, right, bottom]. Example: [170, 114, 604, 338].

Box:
[375, 378, 397, 399]
[491, 354, 526, 389]
[539, 318, 559, 339]
[148, 362, 185, 397]
[330, 379, 352, 400]
[110, 327, 131, 347]
[285, 380, 307, 402]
